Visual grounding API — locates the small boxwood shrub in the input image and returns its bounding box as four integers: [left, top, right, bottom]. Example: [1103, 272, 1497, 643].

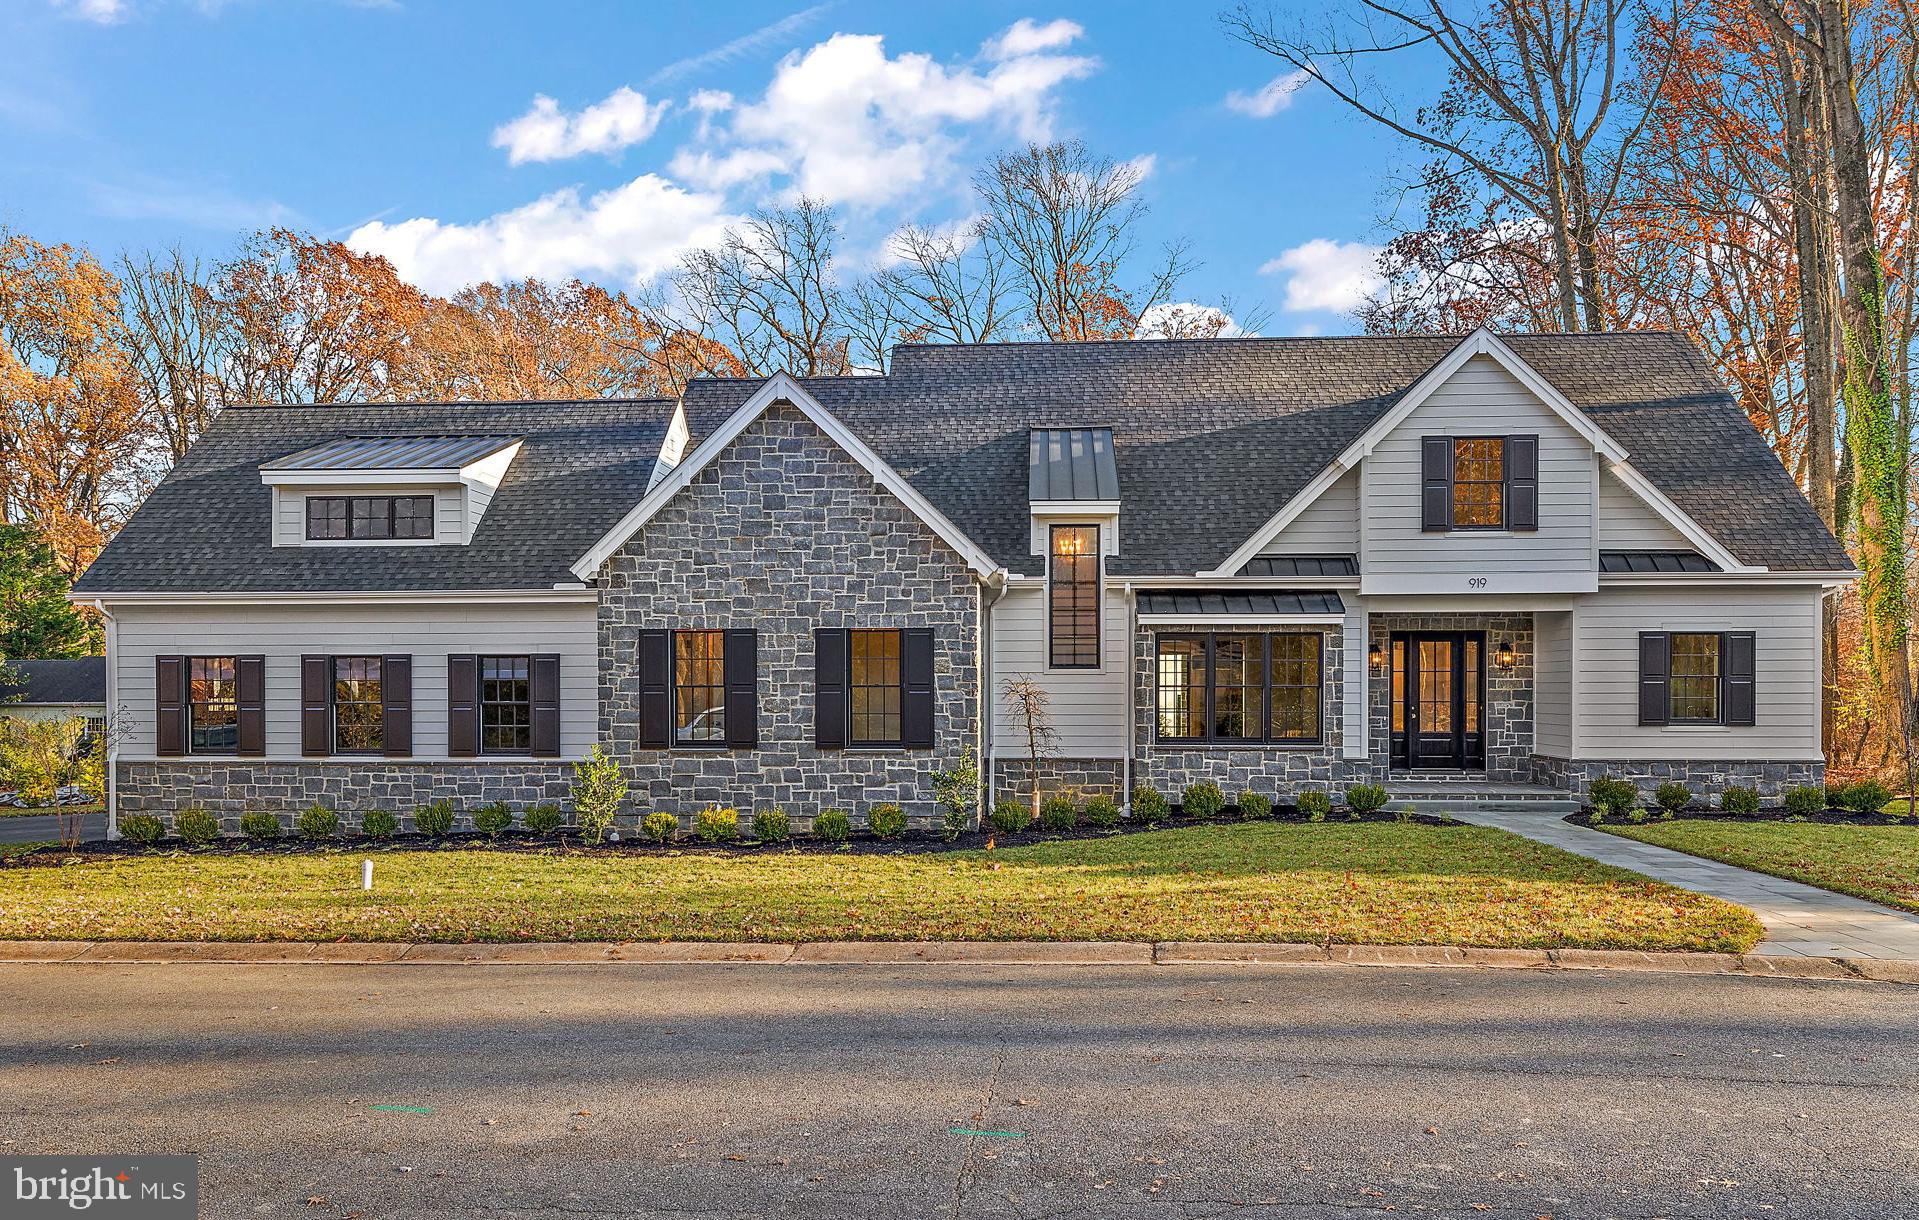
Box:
[1181, 781, 1226, 819]
[642, 811, 678, 843]
[413, 800, 455, 837]
[1296, 790, 1331, 822]
[813, 808, 852, 842]
[1589, 777, 1639, 820]
[297, 803, 341, 840]
[868, 803, 907, 840]
[1344, 784, 1390, 818]
[121, 813, 164, 845]
[696, 806, 740, 843]
[940, 807, 969, 842]
[1653, 782, 1694, 815]
[360, 809, 398, 840]
[1083, 794, 1121, 827]
[1782, 785, 1827, 816]
[1039, 795, 1077, 831]
[1836, 779, 1893, 816]
[1236, 791, 1272, 820]
[753, 806, 791, 843]
[1720, 786, 1760, 815]
[522, 803, 564, 835]
[473, 801, 513, 837]
[989, 797, 1030, 834]
[1131, 787, 1168, 824]
[174, 806, 219, 846]
[239, 810, 280, 841]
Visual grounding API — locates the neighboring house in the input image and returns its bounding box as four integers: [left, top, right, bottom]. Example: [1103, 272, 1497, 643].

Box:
[69, 329, 1855, 833]
[0, 658, 108, 743]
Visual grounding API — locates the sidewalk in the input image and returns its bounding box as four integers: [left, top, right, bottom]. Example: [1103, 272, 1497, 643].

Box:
[1451, 808, 1919, 960]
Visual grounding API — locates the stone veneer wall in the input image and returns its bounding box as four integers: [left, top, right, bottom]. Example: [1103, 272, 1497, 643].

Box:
[991, 758, 1125, 804]
[597, 404, 980, 821]
[1367, 613, 1534, 782]
[115, 761, 575, 830]
[1534, 757, 1823, 802]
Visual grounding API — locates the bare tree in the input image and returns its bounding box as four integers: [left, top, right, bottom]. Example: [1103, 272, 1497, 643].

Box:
[668, 199, 852, 377]
[1000, 675, 1057, 819]
[119, 246, 224, 461]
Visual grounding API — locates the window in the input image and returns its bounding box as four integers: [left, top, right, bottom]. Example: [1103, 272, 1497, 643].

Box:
[1049, 524, 1100, 668]
[306, 495, 435, 540]
[188, 656, 238, 753]
[1669, 632, 1722, 723]
[1155, 633, 1323, 744]
[1451, 438, 1505, 528]
[850, 629, 902, 746]
[332, 657, 384, 754]
[479, 655, 531, 753]
[674, 631, 726, 745]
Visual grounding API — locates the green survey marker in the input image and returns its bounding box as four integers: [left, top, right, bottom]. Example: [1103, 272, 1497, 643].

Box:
[369, 1105, 434, 1114]
[949, 1128, 1024, 1139]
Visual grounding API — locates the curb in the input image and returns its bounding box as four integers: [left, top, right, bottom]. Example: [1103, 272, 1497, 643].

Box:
[0, 939, 1909, 981]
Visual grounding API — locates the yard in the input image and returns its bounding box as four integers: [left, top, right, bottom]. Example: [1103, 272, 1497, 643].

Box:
[1606, 819, 1919, 915]
[0, 822, 1762, 950]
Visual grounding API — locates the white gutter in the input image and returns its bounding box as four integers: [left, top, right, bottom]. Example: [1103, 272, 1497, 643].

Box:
[1123, 581, 1135, 815]
[89, 600, 118, 841]
[979, 570, 1011, 825]
[70, 588, 600, 607]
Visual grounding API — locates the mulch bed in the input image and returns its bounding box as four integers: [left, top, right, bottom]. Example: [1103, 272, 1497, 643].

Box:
[1566, 808, 1916, 828]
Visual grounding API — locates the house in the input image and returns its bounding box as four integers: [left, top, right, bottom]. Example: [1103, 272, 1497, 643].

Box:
[69, 329, 1855, 833]
[0, 658, 108, 743]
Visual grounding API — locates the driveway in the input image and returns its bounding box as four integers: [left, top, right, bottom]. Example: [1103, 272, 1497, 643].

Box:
[0, 810, 103, 845]
[0, 962, 1911, 1217]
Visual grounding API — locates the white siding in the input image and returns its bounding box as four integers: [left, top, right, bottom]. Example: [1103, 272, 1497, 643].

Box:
[1570, 584, 1822, 761]
[989, 582, 1129, 757]
[1597, 468, 1693, 551]
[1534, 610, 1572, 756]
[1361, 355, 1597, 593]
[1260, 468, 1358, 556]
[108, 600, 598, 761]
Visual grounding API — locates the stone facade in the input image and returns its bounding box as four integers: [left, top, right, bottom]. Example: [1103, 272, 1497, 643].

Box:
[992, 758, 1125, 804]
[115, 760, 575, 831]
[596, 404, 981, 822]
[1367, 613, 1535, 782]
[1537, 757, 1823, 802]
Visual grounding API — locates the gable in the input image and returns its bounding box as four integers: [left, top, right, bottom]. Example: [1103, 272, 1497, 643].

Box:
[1597, 466, 1694, 551]
[1259, 467, 1358, 556]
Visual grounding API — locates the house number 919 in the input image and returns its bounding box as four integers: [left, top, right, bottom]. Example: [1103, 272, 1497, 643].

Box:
[1467, 577, 1488, 589]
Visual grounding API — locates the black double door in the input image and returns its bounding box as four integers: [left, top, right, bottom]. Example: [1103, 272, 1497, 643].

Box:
[1390, 632, 1485, 771]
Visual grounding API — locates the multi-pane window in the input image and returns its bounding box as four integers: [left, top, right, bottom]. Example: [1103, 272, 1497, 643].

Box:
[188, 656, 238, 753]
[1049, 524, 1100, 668]
[480, 655, 531, 753]
[1155, 633, 1323, 744]
[850, 629, 903, 746]
[674, 631, 726, 745]
[1669, 632, 1722, 722]
[332, 657, 384, 754]
[306, 495, 435, 540]
[1451, 438, 1506, 528]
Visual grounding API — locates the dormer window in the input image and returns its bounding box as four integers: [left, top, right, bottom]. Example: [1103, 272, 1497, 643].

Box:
[262, 434, 522, 548]
[306, 495, 436, 541]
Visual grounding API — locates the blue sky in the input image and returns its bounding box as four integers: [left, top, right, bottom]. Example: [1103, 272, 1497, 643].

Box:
[1, 0, 1424, 336]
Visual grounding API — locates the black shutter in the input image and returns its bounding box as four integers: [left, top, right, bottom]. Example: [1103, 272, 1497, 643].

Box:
[814, 628, 849, 749]
[447, 654, 479, 757]
[529, 654, 561, 758]
[155, 656, 185, 756]
[300, 655, 330, 756]
[383, 654, 413, 757]
[1421, 436, 1453, 531]
[724, 629, 759, 749]
[637, 630, 672, 749]
[1725, 631, 1756, 726]
[1506, 434, 1538, 530]
[901, 628, 935, 749]
[235, 656, 267, 756]
[1638, 632, 1670, 726]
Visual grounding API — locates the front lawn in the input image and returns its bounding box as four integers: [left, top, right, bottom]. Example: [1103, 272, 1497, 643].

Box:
[1606, 819, 1919, 914]
[0, 822, 1761, 950]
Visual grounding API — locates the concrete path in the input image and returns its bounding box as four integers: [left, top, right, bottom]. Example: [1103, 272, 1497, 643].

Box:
[1455, 807, 1919, 959]
[0, 810, 102, 845]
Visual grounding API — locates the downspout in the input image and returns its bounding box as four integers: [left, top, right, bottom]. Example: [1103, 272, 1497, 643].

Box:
[980, 570, 1010, 826]
[91, 600, 118, 841]
[1123, 580, 1135, 815]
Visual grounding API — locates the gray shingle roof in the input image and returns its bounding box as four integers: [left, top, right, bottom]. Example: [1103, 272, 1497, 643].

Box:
[73, 399, 676, 593]
[1137, 590, 1346, 616]
[0, 657, 106, 706]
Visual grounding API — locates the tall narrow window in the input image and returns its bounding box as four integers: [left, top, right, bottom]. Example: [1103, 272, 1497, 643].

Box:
[849, 629, 902, 746]
[1669, 632, 1722, 722]
[1156, 637, 1207, 740]
[332, 657, 384, 754]
[1212, 634, 1264, 740]
[1451, 438, 1506, 528]
[1049, 524, 1100, 668]
[674, 631, 726, 745]
[479, 655, 531, 753]
[188, 656, 239, 753]
[1268, 633, 1322, 741]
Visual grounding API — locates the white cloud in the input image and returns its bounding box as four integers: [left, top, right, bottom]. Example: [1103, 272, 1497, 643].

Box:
[1260, 238, 1384, 314]
[1226, 68, 1311, 118]
[52, 0, 127, 23]
[347, 175, 735, 295]
[645, 2, 837, 87]
[1135, 302, 1245, 340]
[983, 17, 1083, 60]
[493, 87, 670, 165]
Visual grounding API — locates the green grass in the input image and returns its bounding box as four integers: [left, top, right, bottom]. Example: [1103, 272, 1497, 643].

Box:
[1607, 819, 1919, 914]
[0, 823, 1760, 950]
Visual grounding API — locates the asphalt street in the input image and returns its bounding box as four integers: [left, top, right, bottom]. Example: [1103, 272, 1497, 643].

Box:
[1, 962, 1914, 1218]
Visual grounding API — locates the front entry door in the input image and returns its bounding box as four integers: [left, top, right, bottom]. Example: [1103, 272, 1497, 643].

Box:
[1391, 632, 1485, 770]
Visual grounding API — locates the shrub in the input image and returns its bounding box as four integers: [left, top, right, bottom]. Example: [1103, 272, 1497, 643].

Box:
[1181, 781, 1226, 819]
[813, 808, 852, 842]
[473, 801, 513, 837]
[296, 803, 341, 840]
[121, 813, 164, 846]
[174, 806, 219, 847]
[1653, 782, 1694, 815]
[412, 799, 454, 837]
[1296, 790, 1331, 822]
[1835, 779, 1893, 816]
[360, 809, 398, 840]
[1720, 786, 1760, 815]
[1395, 804, 1416, 824]
[1131, 787, 1169, 824]
[1783, 785, 1827, 816]
[1344, 784, 1390, 818]
[522, 803, 564, 835]
[1626, 807, 1649, 824]
[931, 745, 980, 832]
[753, 806, 791, 843]
[940, 807, 970, 842]
[696, 806, 740, 844]
[1589, 777, 1639, 819]
[239, 810, 280, 841]
[571, 743, 629, 844]
[641, 811, 678, 843]
[989, 797, 1030, 834]
[1039, 795, 1077, 831]
[1236, 791, 1273, 821]
[868, 803, 907, 840]
[1083, 794, 1121, 827]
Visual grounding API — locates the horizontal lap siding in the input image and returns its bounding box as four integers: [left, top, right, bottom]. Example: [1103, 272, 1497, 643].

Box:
[1260, 469, 1358, 555]
[1572, 585, 1821, 761]
[271, 485, 460, 547]
[1534, 610, 1572, 756]
[110, 601, 597, 760]
[1596, 469, 1693, 551]
[989, 583, 1128, 757]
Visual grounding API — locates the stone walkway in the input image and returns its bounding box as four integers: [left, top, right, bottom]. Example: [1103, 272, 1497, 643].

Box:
[1454, 807, 1919, 960]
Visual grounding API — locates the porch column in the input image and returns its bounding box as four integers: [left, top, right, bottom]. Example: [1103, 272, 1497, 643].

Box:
[1341, 597, 1369, 761]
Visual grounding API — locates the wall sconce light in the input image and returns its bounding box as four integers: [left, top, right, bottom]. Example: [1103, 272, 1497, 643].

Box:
[1368, 640, 1386, 671]
[1495, 640, 1518, 668]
